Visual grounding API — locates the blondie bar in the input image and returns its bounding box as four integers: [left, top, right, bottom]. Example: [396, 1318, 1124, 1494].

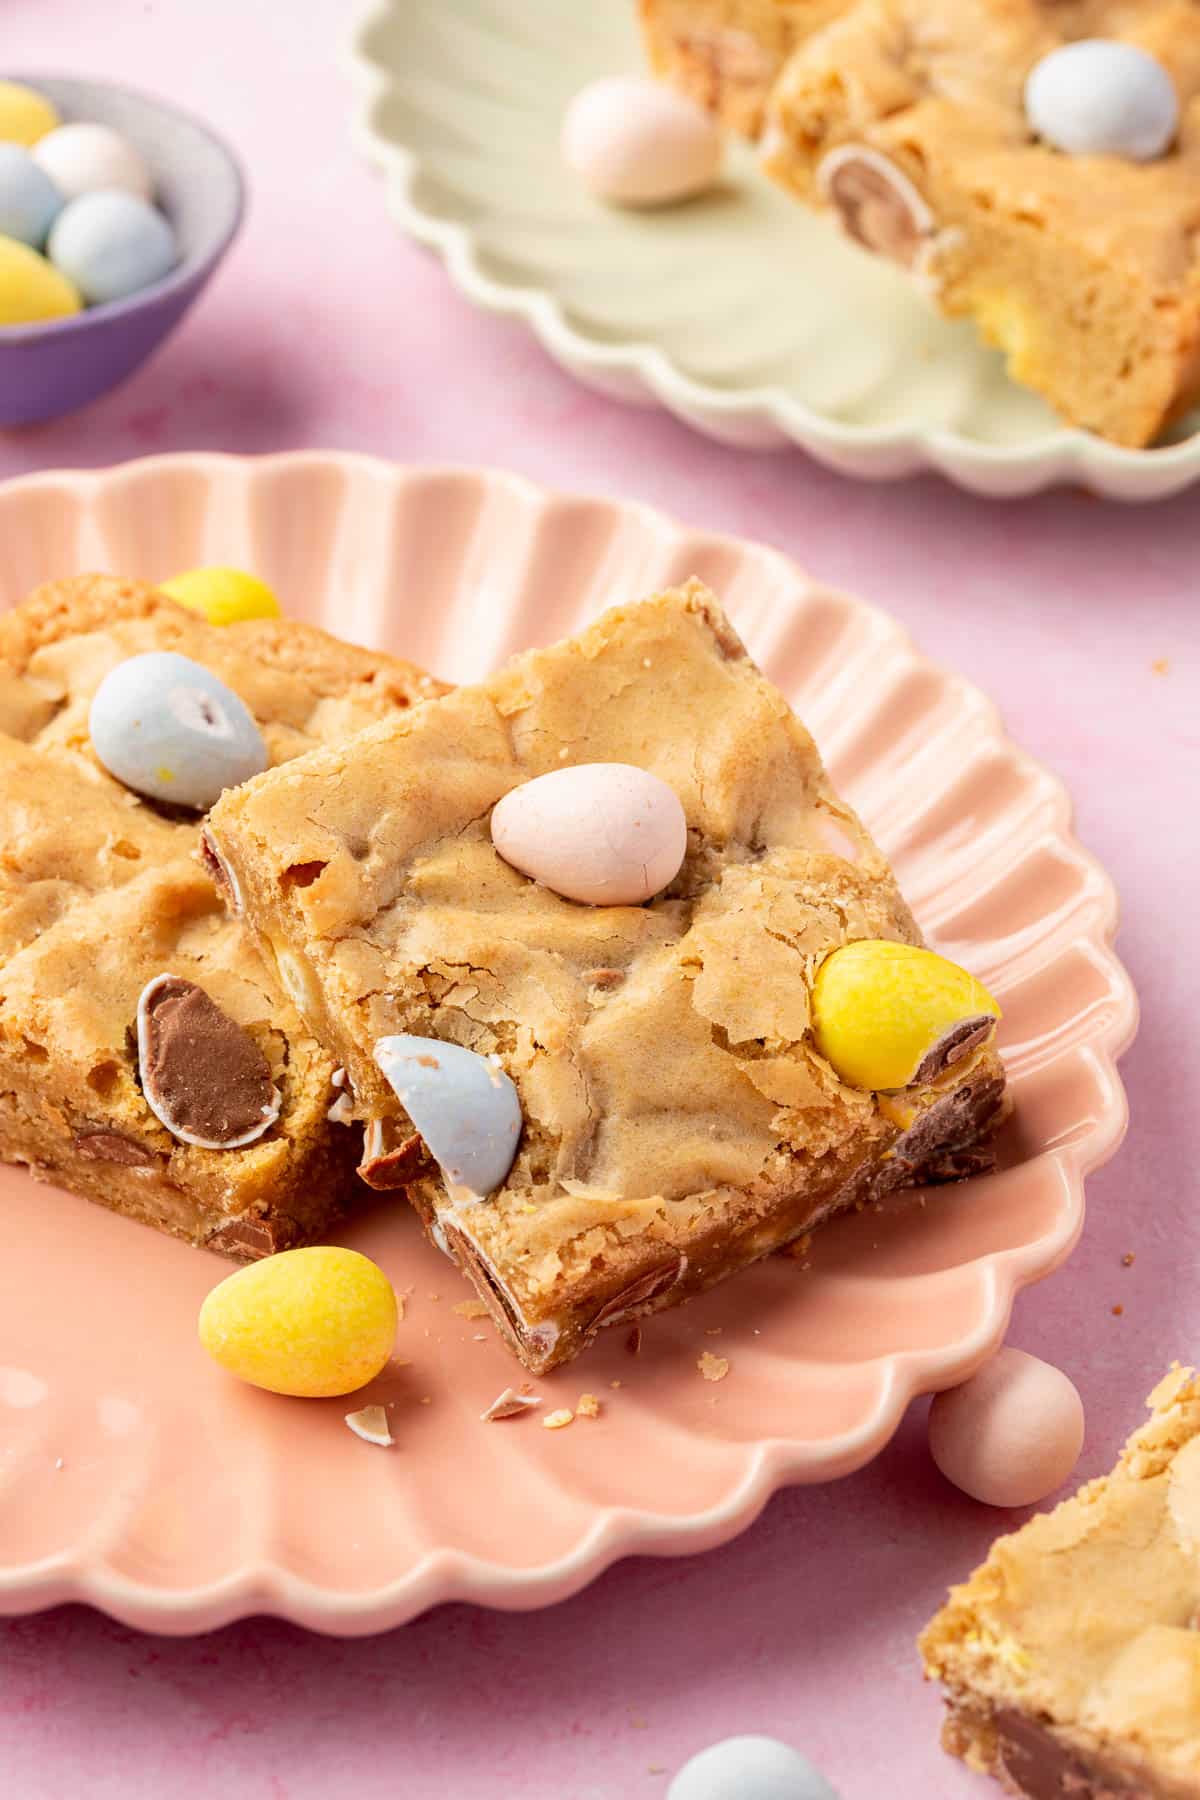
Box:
[921, 1366, 1200, 1799]
[207, 581, 1005, 1372]
[0, 575, 443, 1256]
[643, 0, 1200, 446]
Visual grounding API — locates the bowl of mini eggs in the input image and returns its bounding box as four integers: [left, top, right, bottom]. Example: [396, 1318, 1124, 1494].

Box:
[0, 75, 243, 424]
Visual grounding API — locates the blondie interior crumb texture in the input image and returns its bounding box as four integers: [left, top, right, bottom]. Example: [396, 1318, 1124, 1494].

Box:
[0, 575, 443, 1256]
[640, 0, 1200, 445]
[921, 1366, 1200, 1800]
[208, 581, 1006, 1372]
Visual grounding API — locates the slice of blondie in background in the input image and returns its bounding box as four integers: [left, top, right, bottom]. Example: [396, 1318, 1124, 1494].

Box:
[0, 575, 444, 1255]
[208, 581, 1006, 1371]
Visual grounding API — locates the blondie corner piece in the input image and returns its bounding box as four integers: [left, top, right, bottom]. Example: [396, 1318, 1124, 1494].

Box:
[644, 0, 1200, 447]
[921, 1366, 1200, 1800]
[208, 581, 1005, 1372]
[0, 574, 445, 1257]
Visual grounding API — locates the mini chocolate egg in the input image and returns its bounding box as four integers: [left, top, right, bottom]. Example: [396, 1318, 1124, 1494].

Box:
[491, 763, 687, 906]
[562, 75, 722, 206]
[1025, 40, 1178, 161]
[374, 1035, 522, 1198]
[32, 121, 153, 201]
[668, 1736, 841, 1800]
[0, 81, 59, 148]
[89, 651, 268, 809]
[810, 940, 999, 1092]
[0, 144, 63, 248]
[198, 1247, 398, 1398]
[47, 190, 175, 305]
[160, 566, 282, 627]
[0, 232, 81, 325]
[928, 1347, 1084, 1508]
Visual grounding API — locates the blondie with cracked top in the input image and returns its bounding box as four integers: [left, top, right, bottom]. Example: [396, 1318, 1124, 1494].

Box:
[207, 581, 1005, 1372]
[0, 575, 444, 1256]
[921, 1365, 1200, 1800]
[642, 0, 1200, 446]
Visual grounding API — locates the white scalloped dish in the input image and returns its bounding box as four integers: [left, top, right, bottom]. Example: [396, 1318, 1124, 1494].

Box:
[345, 0, 1200, 501]
[0, 454, 1135, 1635]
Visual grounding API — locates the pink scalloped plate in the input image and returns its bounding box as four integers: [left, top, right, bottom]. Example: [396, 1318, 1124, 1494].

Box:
[0, 454, 1134, 1635]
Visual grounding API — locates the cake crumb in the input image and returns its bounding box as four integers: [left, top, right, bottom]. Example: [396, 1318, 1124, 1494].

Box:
[703, 1327, 723, 1337]
[472, 1333, 488, 1342]
[345, 1404, 394, 1447]
[698, 1352, 730, 1382]
[1112, 1304, 1125, 1317]
[631, 1715, 648, 1729]
[453, 1299, 490, 1320]
[419, 1395, 432, 1405]
[577, 1393, 601, 1419]
[54, 1456, 64, 1471]
[609, 1379, 623, 1390]
[482, 1388, 541, 1422]
[626, 1325, 642, 1355]
[543, 1408, 574, 1430]
[1151, 657, 1170, 675]
[1122, 1252, 1136, 1267]
[395, 1293, 407, 1323]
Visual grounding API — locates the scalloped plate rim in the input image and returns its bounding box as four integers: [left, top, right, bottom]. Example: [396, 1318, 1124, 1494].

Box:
[0, 450, 1137, 1634]
[342, 0, 1200, 502]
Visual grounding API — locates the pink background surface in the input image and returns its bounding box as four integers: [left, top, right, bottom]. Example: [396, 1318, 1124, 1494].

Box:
[1, 2, 1198, 1796]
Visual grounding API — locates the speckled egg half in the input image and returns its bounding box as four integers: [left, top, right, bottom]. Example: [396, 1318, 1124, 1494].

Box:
[374, 1035, 522, 1198]
[89, 650, 268, 809]
[491, 762, 688, 906]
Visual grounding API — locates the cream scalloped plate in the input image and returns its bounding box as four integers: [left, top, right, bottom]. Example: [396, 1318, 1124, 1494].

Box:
[345, 0, 1200, 502]
[0, 454, 1134, 1634]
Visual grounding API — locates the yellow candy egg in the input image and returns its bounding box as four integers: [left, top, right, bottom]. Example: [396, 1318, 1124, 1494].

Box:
[160, 566, 282, 627]
[0, 81, 59, 148]
[811, 940, 1000, 1093]
[0, 234, 82, 326]
[198, 1246, 398, 1398]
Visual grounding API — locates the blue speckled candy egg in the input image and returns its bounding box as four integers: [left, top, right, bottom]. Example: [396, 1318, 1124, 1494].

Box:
[373, 1036, 522, 1197]
[89, 652, 268, 809]
[668, 1737, 841, 1800]
[47, 189, 175, 304]
[0, 143, 63, 248]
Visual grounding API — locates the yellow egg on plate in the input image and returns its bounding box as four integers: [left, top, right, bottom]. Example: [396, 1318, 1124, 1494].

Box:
[0, 80, 59, 148]
[198, 1246, 398, 1398]
[160, 566, 282, 627]
[811, 939, 999, 1093]
[0, 233, 82, 326]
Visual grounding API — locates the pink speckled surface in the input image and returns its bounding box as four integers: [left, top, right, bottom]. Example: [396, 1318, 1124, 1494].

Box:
[0, 3, 1197, 1797]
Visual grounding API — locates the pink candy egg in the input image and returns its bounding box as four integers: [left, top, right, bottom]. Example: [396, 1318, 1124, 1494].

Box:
[561, 75, 722, 207]
[928, 1347, 1084, 1508]
[491, 762, 688, 906]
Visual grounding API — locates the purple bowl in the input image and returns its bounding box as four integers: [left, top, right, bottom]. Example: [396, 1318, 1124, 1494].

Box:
[0, 76, 244, 425]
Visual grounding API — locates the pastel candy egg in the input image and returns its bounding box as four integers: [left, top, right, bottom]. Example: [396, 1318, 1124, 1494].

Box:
[198, 1247, 398, 1398]
[47, 190, 175, 305]
[1025, 40, 1179, 161]
[929, 1347, 1085, 1508]
[669, 1736, 840, 1800]
[0, 144, 64, 247]
[562, 75, 722, 206]
[0, 233, 81, 325]
[491, 763, 687, 906]
[374, 1036, 522, 1198]
[160, 566, 282, 627]
[89, 651, 268, 809]
[32, 121, 153, 201]
[811, 940, 999, 1092]
[0, 80, 59, 148]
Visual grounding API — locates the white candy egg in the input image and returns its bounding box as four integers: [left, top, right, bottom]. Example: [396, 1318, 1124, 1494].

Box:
[491, 763, 687, 906]
[89, 652, 268, 809]
[47, 190, 176, 305]
[928, 1347, 1085, 1508]
[1025, 40, 1179, 161]
[561, 75, 722, 206]
[0, 143, 63, 247]
[32, 121, 153, 201]
[669, 1736, 841, 1800]
[374, 1036, 522, 1197]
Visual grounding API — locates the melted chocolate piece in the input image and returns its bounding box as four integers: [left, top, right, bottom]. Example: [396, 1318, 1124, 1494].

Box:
[72, 1129, 158, 1167]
